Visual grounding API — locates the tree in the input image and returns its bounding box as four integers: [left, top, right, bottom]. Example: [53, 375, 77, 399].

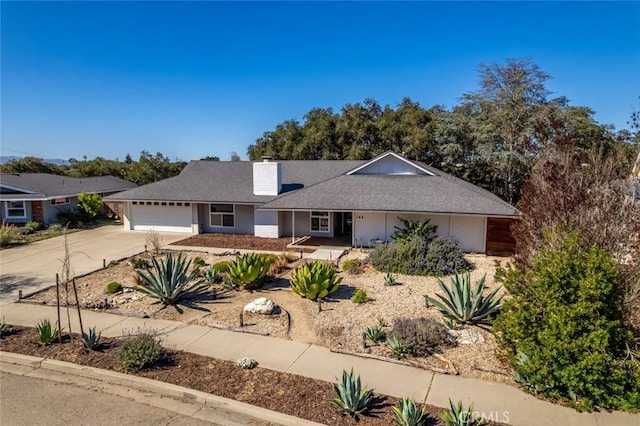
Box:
[460, 57, 565, 203]
[77, 192, 103, 221]
[229, 152, 241, 162]
[0, 157, 65, 174]
[200, 156, 220, 161]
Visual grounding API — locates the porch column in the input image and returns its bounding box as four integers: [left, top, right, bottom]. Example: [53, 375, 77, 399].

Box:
[292, 210, 295, 244]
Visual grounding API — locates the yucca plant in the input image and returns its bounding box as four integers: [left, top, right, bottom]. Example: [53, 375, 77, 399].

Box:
[384, 272, 398, 286]
[82, 326, 102, 350]
[393, 397, 429, 426]
[289, 261, 343, 301]
[331, 369, 374, 419]
[439, 399, 482, 426]
[365, 322, 386, 344]
[425, 273, 502, 328]
[34, 319, 59, 346]
[202, 266, 221, 284]
[134, 253, 208, 305]
[387, 335, 407, 358]
[227, 253, 274, 290]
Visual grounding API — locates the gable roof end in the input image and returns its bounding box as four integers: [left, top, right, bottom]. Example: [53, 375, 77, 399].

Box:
[346, 151, 435, 176]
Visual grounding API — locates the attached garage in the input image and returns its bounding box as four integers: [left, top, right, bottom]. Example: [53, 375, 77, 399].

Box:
[129, 202, 193, 233]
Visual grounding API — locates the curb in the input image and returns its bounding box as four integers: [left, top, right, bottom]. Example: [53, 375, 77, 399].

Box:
[0, 351, 322, 426]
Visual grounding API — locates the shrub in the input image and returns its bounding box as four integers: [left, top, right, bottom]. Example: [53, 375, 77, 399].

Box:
[47, 223, 64, 233]
[393, 397, 429, 426]
[370, 236, 471, 277]
[23, 221, 42, 234]
[289, 261, 342, 301]
[268, 254, 290, 276]
[227, 253, 274, 290]
[145, 229, 164, 254]
[0, 222, 22, 247]
[389, 317, 448, 356]
[192, 256, 206, 268]
[77, 192, 103, 221]
[34, 319, 59, 346]
[341, 258, 365, 275]
[118, 332, 164, 372]
[494, 233, 640, 411]
[82, 326, 102, 350]
[439, 399, 482, 426]
[56, 208, 83, 227]
[426, 273, 502, 328]
[392, 217, 437, 243]
[106, 281, 123, 294]
[331, 369, 374, 419]
[130, 257, 150, 269]
[134, 253, 208, 306]
[236, 357, 258, 369]
[352, 288, 370, 304]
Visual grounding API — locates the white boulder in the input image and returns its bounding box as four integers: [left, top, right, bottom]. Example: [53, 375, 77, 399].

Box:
[244, 297, 275, 315]
[447, 328, 485, 345]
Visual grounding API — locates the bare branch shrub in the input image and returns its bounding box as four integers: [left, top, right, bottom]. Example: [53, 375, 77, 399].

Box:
[512, 145, 640, 330]
[145, 229, 164, 254]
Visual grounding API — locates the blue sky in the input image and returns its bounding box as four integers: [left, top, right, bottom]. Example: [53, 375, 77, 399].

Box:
[1, 1, 639, 161]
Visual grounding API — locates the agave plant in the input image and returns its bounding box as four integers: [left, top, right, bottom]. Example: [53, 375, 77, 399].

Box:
[34, 319, 59, 346]
[439, 399, 482, 426]
[227, 253, 274, 290]
[425, 273, 502, 328]
[134, 253, 208, 305]
[0, 316, 7, 338]
[365, 322, 386, 344]
[384, 272, 398, 286]
[289, 261, 342, 301]
[202, 266, 221, 285]
[393, 397, 429, 426]
[331, 369, 374, 419]
[386, 335, 407, 358]
[82, 326, 102, 350]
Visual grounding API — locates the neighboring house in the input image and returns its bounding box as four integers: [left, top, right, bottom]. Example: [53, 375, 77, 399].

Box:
[106, 152, 519, 254]
[0, 173, 137, 225]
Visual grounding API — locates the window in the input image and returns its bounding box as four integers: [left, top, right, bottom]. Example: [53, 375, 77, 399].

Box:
[5, 201, 26, 218]
[51, 197, 70, 206]
[210, 204, 234, 227]
[310, 211, 330, 232]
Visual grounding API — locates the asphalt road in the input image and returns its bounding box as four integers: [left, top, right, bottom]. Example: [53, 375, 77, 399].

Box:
[0, 372, 214, 426]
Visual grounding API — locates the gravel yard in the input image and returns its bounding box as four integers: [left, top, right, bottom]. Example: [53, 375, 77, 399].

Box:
[26, 248, 514, 383]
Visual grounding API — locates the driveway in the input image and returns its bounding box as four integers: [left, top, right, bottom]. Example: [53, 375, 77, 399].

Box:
[0, 225, 185, 303]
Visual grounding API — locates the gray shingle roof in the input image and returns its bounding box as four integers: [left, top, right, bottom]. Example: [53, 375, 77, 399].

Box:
[105, 160, 365, 203]
[0, 174, 136, 200]
[105, 156, 519, 218]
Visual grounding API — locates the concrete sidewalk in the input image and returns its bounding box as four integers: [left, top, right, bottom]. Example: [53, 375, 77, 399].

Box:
[1, 302, 638, 426]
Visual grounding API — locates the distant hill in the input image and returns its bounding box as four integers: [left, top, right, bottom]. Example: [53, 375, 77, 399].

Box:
[0, 156, 69, 166]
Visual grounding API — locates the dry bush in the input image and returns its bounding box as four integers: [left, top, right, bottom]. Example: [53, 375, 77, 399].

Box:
[513, 145, 640, 331]
[145, 229, 164, 254]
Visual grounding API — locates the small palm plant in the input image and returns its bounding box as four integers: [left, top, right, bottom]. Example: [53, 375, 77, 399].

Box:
[227, 253, 274, 290]
[393, 397, 429, 426]
[439, 399, 482, 426]
[82, 326, 102, 350]
[425, 273, 502, 328]
[134, 253, 208, 306]
[289, 261, 343, 301]
[34, 319, 59, 346]
[331, 369, 374, 419]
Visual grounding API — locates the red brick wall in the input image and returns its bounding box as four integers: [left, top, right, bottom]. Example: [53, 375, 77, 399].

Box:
[31, 201, 44, 223]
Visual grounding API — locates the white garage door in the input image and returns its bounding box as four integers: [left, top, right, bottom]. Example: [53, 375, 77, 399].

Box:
[131, 204, 193, 233]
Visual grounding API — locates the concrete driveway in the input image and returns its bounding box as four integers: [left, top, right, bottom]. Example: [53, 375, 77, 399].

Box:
[0, 225, 186, 303]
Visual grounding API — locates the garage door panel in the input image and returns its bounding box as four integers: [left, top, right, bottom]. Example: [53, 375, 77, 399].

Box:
[131, 205, 192, 233]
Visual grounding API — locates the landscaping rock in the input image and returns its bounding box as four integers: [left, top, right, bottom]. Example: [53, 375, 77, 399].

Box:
[447, 328, 485, 344]
[244, 297, 275, 315]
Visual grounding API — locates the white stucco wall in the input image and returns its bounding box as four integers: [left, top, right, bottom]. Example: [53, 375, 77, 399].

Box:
[355, 212, 487, 252]
[254, 209, 279, 238]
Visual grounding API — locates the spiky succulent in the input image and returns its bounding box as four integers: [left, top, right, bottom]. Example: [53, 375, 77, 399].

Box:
[384, 272, 398, 286]
[365, 323, 386, 344]
[439, 399, 483, 426]
[82, 326, 102, 350]
[386, 335, 407, 358]
[227, 253, 274, 290]
[425, 273, 502, 328]
[34, 318, 59, 346]
[134, 253, 208, 305]
[393, 397, 429, 426]
[331, 369, 374, 419]
[289, 261, 342, 301]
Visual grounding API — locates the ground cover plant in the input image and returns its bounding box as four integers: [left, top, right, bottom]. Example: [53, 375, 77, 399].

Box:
[389, 317, 448, 357]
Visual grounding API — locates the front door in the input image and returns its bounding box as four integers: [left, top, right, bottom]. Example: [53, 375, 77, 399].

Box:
[335, 212, 353, 236]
